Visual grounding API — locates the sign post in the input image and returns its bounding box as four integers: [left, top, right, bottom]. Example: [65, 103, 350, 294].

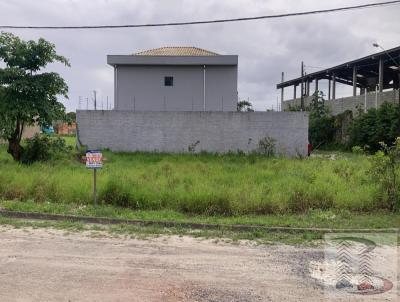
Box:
[86, 150, 103, 206]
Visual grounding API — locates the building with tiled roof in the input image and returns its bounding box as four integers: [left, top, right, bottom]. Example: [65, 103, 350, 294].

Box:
[134, 47, 219, 56]
[108, 47, 238, 112]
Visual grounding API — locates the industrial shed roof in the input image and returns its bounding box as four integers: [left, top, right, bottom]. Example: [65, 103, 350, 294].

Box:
[277, 45, 400, 90]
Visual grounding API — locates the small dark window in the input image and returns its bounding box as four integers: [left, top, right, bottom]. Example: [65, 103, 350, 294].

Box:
[164, 76, 174, 86]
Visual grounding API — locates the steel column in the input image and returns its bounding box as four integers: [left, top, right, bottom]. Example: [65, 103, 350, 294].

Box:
[353, 66, 357, 96]
[378, 57, 384, 92]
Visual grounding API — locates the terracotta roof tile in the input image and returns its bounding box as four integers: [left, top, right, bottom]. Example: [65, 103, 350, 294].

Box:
[134, 47, 219, 56]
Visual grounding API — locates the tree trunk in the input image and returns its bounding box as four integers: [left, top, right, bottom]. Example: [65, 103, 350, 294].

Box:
[7, 120, 24, 161]
[7, 138, 23, 161]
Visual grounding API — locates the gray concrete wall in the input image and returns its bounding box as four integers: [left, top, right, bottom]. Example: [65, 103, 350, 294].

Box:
[283, 90, 399, 115]
[77, 111, 309, 157]
[115, 65, 237, 111]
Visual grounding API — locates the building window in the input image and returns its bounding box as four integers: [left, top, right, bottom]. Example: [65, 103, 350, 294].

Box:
[164, 76, 174, 86]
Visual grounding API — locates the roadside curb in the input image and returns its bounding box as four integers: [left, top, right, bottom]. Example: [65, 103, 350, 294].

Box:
[0, 210, 398, 234]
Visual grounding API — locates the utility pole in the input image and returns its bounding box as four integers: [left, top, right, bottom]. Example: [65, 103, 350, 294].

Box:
[280, 72, 284, 112]
[93, 90, 97, 110]
[106, 96, 109, 111]
[78, 96, 82, 110]
[300, 61, 305, 111]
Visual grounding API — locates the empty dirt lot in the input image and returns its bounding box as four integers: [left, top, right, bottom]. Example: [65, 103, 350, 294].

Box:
[0, 226, 397, 301]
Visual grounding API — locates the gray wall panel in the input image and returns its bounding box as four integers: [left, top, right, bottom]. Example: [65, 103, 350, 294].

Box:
[115, 65, 237, 111]
[77, 111, 309, 157]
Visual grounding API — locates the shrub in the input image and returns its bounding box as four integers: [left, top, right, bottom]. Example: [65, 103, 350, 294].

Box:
[257, 136, 276, 157]
[351, 146, 364, 155]
[348, 102, 400, 153]
[369, 138, 400, 211]
[188, 140, 200, 153]
[21, 134, 72, 164]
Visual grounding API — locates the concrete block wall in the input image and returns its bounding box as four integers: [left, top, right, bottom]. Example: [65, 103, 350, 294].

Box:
[283, 90, 399, 115]
[77, 111, 309, 157]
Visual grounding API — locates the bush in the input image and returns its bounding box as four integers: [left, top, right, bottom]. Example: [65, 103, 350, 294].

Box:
[351, 146, 364, 155]
[369, 138, 400, 211]
[21, 134, 72, 164]
[348, 102, 400, 153]
[257, 136, 276, 157]
[308, 92, 335, 147]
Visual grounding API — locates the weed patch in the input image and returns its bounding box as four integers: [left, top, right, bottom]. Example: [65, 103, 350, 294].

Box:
[0, 144, 396, 215]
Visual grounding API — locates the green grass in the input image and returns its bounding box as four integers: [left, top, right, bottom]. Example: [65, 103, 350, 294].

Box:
[1, 200, 399, 229]
[0, 216, 327, 245]
[61, 135, 77, 147]
[0, 141, 397, 216]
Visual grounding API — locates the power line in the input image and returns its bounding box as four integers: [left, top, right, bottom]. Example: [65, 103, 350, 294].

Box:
[0, 1, 399, 29]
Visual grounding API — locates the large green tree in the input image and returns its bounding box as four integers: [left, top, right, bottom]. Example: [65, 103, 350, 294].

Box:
[0, 32, 69, 161]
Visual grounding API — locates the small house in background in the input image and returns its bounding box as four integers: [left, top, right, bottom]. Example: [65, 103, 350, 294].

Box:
[107, 47, 238, 111]
[54, 122, 77, 135]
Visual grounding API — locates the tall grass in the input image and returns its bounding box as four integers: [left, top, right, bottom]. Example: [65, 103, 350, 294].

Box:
[0, 144, 388, 215]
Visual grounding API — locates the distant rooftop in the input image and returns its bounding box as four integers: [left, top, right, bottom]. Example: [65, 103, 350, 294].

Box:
[134, 47, 219, 56]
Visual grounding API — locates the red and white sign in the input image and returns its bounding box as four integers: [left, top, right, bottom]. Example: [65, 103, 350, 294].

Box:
[86, 150, 103, 169]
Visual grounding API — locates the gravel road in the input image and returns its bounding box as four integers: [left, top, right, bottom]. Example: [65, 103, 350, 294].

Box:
[0, 226, 397, 301]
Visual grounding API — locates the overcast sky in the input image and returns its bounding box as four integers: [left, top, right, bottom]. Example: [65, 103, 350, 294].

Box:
[0, 0, 399, 111]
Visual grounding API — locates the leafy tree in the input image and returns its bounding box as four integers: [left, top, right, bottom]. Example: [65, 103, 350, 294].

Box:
[308, 91, 335, 147]
[237, 100, 254, 112]
[348, 102, 400, 153]
[0, 32, 69, 161]
[65, 112, 76, 125]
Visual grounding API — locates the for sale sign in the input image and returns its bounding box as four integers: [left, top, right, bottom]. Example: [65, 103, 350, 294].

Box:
[86, 150, 103, 169]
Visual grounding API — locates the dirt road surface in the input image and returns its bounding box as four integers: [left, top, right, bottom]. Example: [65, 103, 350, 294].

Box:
[0, 226, 397, 301]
